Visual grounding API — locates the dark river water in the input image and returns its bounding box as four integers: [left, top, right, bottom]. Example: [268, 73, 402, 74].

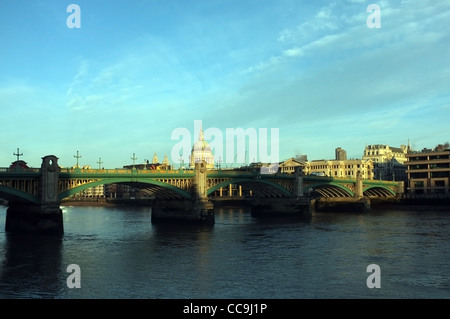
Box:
[0, 204, 449, 299]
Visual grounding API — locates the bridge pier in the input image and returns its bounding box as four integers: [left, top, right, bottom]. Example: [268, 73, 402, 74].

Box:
[315, 197, 370, 213]
[151, 161, 214, 224]
[5, 203, 63, 235]
[5, 155, 63, 235]
[251, 167, 312, 218]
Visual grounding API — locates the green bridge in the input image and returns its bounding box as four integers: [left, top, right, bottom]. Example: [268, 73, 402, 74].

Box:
[0, 155, 404, 234]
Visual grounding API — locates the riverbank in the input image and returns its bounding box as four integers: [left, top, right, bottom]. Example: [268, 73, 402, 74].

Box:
[370, 197, 450, 211]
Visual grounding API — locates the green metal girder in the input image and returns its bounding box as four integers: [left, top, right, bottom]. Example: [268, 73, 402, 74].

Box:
[303, 182, 355, 197]
[58, 178, 192, 200]
[0, 185, 40, 204]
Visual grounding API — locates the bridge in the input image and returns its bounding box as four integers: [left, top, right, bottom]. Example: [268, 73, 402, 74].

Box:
[0, 155, 404, 234]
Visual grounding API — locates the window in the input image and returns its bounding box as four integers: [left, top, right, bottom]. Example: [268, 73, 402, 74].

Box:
[434, 180, 446, 187]
[431, 172, 450, 178]
[430, 163, 449, 169]
[411, 172, 428, 178]
[414, 181, 424, 188]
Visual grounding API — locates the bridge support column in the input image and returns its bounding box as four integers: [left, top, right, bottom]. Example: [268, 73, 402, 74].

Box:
[354, 172, 364, 199]
[151, 161, 214, 224]
[5, 155, 63, 235]
[292, 167, 304, 198]
[251, 167, 312, 218]
[395, 181, 405, 198]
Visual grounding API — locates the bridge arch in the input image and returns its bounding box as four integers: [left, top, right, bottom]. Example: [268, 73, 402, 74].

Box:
[363, 186, 396, 197]
[207, 178, 291, 197]
[0, 186, 40, 204]
[58, 178, 192, 201]
[304, 182, 354, 197]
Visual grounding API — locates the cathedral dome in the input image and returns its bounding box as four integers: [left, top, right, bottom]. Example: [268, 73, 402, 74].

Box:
[189, 129, 215, 169]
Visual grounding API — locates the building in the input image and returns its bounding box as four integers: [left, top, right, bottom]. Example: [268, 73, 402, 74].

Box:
[335, 147, 347, 160]
[362, 144, 408, 181]
[279, 157, 306, 174]
[82, 184, 106, 198]
[405, 148, 450, 195]
[305, 159, 374, 180]
[189, 129, 215, 169]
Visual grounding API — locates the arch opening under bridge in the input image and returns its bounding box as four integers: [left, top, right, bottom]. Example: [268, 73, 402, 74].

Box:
[304, 182, 354, 198]
[58, 178, 192, 201]
[207, 178, 292, 198]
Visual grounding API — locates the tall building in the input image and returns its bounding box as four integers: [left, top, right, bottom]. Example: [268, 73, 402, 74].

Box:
[362, 144, 408, 181]
[405, 148, 450, 195]
[335, 147, 347, 160]
[189, 129, 215, 169]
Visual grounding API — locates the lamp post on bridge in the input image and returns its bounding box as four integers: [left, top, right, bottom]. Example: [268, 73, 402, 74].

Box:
[97, 157, 103, 169]
[131, 153, 138, 170]
[73, 150, 82, 168]
[13, 148, 23, 162]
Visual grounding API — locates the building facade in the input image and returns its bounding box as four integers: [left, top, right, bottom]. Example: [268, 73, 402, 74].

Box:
[405, 149, 450, 195]
[304, 159, 374, 179]
[279, 157, 306, 174]
[362, 144, 408, 181]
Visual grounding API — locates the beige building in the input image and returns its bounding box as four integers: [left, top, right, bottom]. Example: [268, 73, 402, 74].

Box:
[363, 144, 408, 164]
[279, 157, 306, 174]
[405, 149, 450, 195]
[362, 144, 408, 181]
[305, 159, 374, 180]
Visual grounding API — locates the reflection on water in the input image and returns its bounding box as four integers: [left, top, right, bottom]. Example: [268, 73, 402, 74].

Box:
[0, 205, 449, 299]
[0, 232, 63, 298]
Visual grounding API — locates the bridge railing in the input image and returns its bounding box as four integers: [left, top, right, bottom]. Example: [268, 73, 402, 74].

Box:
[0, 167, 40, 173]
[59, 168, 196, 175]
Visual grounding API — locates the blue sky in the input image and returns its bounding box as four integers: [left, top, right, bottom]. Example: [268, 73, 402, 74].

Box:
[1, 0, 449, 169]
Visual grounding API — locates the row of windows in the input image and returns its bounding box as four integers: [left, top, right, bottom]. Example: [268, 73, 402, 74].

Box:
[414, 181, 447, 187]
[408, 163, 450, 169]
[410, 172, 450, 178]
[311, 170, 368, 176]
[408, 155, 450, 161]
[310, 164, 366, 169]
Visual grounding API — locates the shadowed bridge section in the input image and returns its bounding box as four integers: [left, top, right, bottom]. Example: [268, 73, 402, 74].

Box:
[0, 155, 404, 234]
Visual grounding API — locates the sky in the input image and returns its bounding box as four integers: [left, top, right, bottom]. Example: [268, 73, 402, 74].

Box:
[0, 0, 449, 169]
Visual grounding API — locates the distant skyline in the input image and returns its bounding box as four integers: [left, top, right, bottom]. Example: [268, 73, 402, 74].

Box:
[1, 0, 449, 168]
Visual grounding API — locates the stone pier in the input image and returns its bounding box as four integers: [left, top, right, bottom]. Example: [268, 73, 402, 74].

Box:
[5, 155, 64, 235]
[251, 167, 312, 218]
[315, 172, 370, 213]
[151, 161, 214, 224]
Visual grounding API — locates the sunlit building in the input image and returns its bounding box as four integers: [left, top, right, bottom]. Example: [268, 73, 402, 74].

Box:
[279, 157, 306, 174]
[304, 159, 374, 179]
[405, 148, 450, 195]
[362, 144, 408, 181]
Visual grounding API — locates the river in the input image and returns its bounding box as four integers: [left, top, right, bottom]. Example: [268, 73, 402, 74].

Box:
[0, 204, 449, 299]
